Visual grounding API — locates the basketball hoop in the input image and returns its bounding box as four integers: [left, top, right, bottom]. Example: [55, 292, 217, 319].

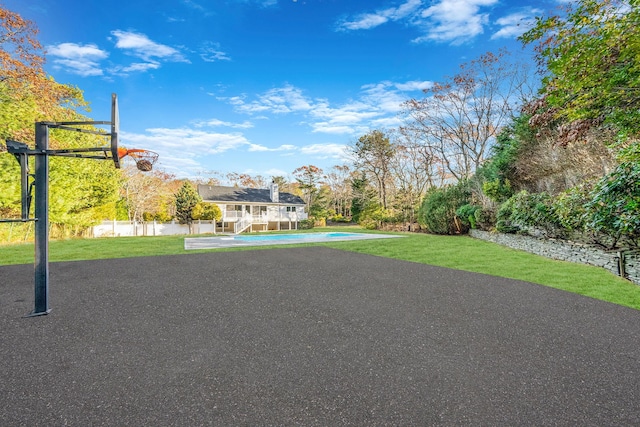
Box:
[117, 148, 159, 171]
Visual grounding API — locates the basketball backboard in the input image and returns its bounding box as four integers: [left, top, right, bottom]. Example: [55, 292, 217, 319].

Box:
[110, 93, 120, 168]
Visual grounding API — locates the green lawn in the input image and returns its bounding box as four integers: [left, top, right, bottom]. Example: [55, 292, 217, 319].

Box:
[2, 227, 640, 310]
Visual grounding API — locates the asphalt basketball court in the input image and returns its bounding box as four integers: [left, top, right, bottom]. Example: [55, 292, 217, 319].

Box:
[1, 246, 639, 425]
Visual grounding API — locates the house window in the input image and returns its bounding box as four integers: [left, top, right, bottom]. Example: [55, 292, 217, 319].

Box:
[286, 206, 296, 212]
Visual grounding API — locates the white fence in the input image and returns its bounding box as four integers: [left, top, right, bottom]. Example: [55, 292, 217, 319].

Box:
[92, 220, 218, 238]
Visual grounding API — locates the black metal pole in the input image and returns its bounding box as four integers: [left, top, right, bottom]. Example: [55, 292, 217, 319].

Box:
[29, 122, 51, 316]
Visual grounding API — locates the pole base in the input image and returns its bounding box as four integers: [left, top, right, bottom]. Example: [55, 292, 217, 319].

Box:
[24, 309, 52, 318]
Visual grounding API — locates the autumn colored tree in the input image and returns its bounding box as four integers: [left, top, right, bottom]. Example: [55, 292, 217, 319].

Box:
[0, 6, 83, 143]
[0, 7, 120, 236]
[192, 202, 222, 221]
[120, 167, 177, 222]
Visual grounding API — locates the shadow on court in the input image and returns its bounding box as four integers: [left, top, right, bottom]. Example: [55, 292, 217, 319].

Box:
[1, 246, 639, 425]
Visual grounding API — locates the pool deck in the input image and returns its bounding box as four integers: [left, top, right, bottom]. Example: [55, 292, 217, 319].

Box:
[2, 247, 640, 425]
[184, 231, 404, 249]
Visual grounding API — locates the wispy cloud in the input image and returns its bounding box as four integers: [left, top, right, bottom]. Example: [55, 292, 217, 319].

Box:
[199, 42, 231, 62]
[221, 79, 432, 135]
[232, 85, 314, 114]
[491, 9, 540, 40]
[300, 143, 349, 161]
[337, 0, 422, 31]
[47, 42, 109, 76]
[248, 143, 297, 152]
[194, 119, 254, 129]
[337, 0, 538, 45]
[111, 30, 189, 63]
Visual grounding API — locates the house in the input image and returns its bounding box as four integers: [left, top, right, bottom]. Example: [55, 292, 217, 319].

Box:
[197, 182, 308, 234]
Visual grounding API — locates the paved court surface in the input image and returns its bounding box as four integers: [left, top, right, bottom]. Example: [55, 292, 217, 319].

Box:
[1, 246, 640, 426]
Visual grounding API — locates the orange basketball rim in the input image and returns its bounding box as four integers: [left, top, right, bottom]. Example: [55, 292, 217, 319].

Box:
[117, 148, 159, 171]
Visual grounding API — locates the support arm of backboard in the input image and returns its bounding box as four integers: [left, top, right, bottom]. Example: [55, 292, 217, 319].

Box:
[5, 140, 35, 221]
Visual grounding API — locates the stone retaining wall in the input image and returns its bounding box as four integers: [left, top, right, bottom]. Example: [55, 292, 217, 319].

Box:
[469, 230, 640, 286]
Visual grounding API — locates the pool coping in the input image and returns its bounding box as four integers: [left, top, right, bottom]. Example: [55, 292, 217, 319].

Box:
[184, 232, 405, 250]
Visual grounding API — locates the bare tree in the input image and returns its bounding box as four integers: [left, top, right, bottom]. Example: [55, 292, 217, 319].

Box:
[389, 130, 439, 222]
[402, 51, 533, 181]
[325, 164, 352, 218]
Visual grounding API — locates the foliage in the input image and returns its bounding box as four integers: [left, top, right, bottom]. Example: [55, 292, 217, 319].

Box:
[298, 219, 314, 230]
[350, 173, 377, 223]
[174, 181, 201, 224]
[293, 165, 328, 219]
[0, 7, 84, 142]
[192, 202, 222, 221]
[482, 179, 513, 204]
[357, 206, 393, 230]
[496, 190, 561, 236]
[585, 162, 640, 248]
[417, 182, 471, 234]
[473, 206, 497, 230]
[553, 184, 592, 233]
[521, 0, 640, 140]
[352, 130, 394, 209]
[456, 204, 478, 229]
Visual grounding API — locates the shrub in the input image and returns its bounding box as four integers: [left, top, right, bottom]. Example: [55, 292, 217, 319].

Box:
[417, 182, 471, 234]
[585, 162, 640, 248]
[299, 219, 314, 230]
[553, 185, 591, 232]
[474, 206, 497, 230]
[482, 178, 513, 203]
[496, 190, 562, 237]
[456, 204, 479, 229]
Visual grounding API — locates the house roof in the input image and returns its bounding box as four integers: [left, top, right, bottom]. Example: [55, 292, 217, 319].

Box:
[198, 184, 305, 205]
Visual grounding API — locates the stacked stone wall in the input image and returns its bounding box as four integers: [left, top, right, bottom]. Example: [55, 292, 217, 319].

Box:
[469, 230, 640, 286]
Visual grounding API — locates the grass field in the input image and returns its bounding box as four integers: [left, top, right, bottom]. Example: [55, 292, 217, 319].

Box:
[2, 227, 640, 310]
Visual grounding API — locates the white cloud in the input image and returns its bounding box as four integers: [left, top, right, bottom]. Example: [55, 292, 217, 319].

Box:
[47, 42, 108, 76]
[491, 9, 540, 40]
[338, 0, 530, 45]
[111, 30, 188, 63]
[416, 0, 498, 44]
[247, 143, 297, 152]
[300, 143, 349, 161]
[337, 0, 422, 31]
[200, 42, 231, 62]
[235, 85, 314, 114]
[117, 62, 161, 73]
[194, 119, 254, 129]
[224, 79, 433, 136]
[122, 128, 250, 155]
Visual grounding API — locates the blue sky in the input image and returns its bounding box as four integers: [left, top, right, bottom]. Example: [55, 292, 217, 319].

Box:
[6, 0, 563, 181]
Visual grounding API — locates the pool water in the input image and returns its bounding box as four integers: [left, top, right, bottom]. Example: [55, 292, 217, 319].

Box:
[233, 232, 357, 241]
[184, 231, 404, 250]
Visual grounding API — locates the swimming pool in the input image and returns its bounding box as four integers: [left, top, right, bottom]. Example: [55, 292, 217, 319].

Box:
[184, 231, 404, 250]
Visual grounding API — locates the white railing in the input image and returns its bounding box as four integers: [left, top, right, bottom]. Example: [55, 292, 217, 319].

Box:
[224, 211, 243, 219]
[233, 213, 252, 234]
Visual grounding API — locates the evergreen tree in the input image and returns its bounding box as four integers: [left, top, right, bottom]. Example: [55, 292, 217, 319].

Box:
[174, 182, 201, 224]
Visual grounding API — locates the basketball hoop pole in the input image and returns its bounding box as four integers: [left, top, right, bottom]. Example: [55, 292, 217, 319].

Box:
[3, 94, 123, 317]
[30, 122, 51, 316]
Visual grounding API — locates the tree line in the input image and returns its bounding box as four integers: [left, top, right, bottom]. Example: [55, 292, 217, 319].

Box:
[1, 0, 639, 249]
